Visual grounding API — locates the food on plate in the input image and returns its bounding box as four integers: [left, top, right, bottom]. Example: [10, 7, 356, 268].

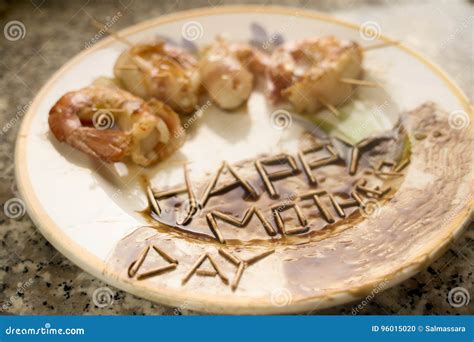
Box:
[198, 37, 268, 110]
[48, 85, 184, 166]
[48, 36, 379, 167]
[114, 41, 200, 114]
[267, 36, 363, 113]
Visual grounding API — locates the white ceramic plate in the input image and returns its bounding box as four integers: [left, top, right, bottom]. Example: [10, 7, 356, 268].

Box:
[15, 6, 472, 314]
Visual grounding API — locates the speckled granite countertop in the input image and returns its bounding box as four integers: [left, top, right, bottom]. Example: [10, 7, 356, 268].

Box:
[0, 0, 472, 315]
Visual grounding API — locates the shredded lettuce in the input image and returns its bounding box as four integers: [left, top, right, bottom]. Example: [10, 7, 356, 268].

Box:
[309, 99, 396, 145]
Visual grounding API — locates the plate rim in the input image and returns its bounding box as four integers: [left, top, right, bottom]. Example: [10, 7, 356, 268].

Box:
[14, 5, 473, 314]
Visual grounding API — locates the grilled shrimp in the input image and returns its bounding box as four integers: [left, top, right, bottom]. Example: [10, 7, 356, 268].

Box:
[48, 85, 184, 166]
[114, 42, 200, 114]
[268, 36, 363, 113]
[199, 37, 268, 110]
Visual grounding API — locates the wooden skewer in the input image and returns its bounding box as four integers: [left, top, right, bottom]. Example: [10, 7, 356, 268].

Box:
[217, 248, 275, 291]
[255, 155, 299, 199]
[196, 269, 218, 277]
[210, 180, 240, 196]
[245, 249, 275, 266]
[273, 207, 285, 234]
[182, 253, 207, 284]
[349, 147, 360, 175]
[340, 78, 382, 88]
[313, 195, 335, 223]
[200, 162, 225, 207]
[319, 98, 341, 117]
[178, 164, 198, 226]
[363, 40, 400, 51]
[326, 144, 338, 156]
[218, 248, 242, 266]
[231, 262, 245, 291]
[127, 246, 150, 278]
[356, 184, 383, 196]
[334, 135, 353, 147]
[298, 151, 317, 185]
[207, 254, 229, 285]
[137, 264, 177, 280]
[153, 186, 187, 199]
[309, 155, 339, 169]
[339, 198, 359, 208]
[293, 203, 308, 226]
[329, 193, 345, 218]
[394, 158, 410, 172]
[375, 160, 395, 171]
[375, 171, 403, 177]
[286, 226, 310, 235]
[206, 213, 225, 244]
[351, 190, 364, 206]
[152, 245, 178, 265]
[265, 169, 295, 180]
[90, 18, 159, 76]
[255, 161, 277, 199]
[380, 186, 392, 196]
[225, 162, 259, 199]
[302, 143, 326, 154]
[357, 137, 374, 149]
[146, 186, 161, 216]
[286, 155, 298, 170]
[298, 189, 324, 200]
[254, 208, 277, 236]
[212, 207, 254, 227]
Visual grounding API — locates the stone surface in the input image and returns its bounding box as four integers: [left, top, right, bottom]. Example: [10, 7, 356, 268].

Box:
[0, 0, 472, 315]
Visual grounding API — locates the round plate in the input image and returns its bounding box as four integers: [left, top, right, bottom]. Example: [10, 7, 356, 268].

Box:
[15, 6, 473, 314]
